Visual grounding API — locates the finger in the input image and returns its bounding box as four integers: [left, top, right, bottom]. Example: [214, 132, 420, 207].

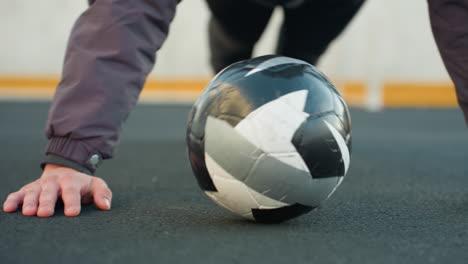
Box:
[3, 190, 26, 213]
[91, 178, 112, 210]
[37, 181, 59, 218]
[60, 183, 81, 217]
[22, 187, 41, 216]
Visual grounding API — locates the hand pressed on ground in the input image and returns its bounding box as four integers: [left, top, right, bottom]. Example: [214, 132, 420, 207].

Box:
[2, 164, 112, 217]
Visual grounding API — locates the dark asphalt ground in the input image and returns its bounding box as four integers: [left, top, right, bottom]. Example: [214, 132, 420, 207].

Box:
[1, 101, 468, 264]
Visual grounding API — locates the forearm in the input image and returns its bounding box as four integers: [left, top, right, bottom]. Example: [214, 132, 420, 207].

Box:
[44, 0, 179, 174]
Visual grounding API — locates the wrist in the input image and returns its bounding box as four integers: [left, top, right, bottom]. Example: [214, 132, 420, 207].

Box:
[41, 154, 94, 175]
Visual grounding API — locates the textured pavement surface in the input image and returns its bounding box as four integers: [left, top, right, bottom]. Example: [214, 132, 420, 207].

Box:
[1, 102, 468, 264]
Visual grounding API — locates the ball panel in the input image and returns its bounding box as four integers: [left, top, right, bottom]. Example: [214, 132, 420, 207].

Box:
[189, 84, 255, 138]
[245, 153, 336, 207]
[268, 152, 309, 172]
[307, 176, 342, 203]
[324, 120, 350, 174]
[332, 93, 352, 152]
[186, 132, 217, 192]
[251, 204, 315, 223]
[205, 117, 262, 182]
[205, 151, 291, 219]
[301, 77, 336, 115]
[246, 187, 289, 209]
[278, 89, 308, 112]
[291, 114, 348, 178]
[205, 150, 291, 218]
[186, 105, 217, 191]
[216, 113, 244, 128]
[204, 154, 258, 218]
[329, 176, 345, 199]
[205, 179, 257, 219]
[234, 90, 308, 154]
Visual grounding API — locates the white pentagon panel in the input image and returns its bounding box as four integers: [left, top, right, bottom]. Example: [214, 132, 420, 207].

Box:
[205, 154, 257, 218]
[204, 153, 290, 218]
[234, 90, 309, 168]
[278, 89, 308, 113]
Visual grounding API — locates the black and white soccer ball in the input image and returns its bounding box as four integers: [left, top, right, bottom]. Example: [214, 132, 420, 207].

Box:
[186, 55, 352, 223]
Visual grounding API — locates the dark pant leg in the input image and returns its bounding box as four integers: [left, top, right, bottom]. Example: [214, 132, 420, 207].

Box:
[206, 0, 275, 73]
[428, 0, 468, 125]
[277, 0, 365, 65]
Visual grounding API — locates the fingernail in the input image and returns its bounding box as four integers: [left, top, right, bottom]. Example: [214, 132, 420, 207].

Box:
[104, 199, 111, 210]
[66, 206, 78, 213]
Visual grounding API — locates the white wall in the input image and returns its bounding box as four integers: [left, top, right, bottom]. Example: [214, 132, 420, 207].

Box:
[0, 0, 450, 81]
[0, 1, 86, 75]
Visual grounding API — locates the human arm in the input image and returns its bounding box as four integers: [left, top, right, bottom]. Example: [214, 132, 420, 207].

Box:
[3, 0, 180, 216]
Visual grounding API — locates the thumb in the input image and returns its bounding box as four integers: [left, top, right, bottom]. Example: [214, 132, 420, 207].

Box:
[91, 177, 112, 210]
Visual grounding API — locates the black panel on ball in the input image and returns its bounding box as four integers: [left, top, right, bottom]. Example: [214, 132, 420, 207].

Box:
[186, 106, 217, 191]
[332, 92, 352, 139]
[228, 64, 334, 116]
[252, 204, 316, 223]
[292, 113, 349, 178]
[186, 133, 217, 192]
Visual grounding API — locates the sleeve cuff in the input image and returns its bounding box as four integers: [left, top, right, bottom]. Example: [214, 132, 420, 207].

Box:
[41, 154, 95, 175]
[45, 136, 105, 175]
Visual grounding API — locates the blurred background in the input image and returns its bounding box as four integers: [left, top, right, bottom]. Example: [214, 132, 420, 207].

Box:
[0, 0, 457, 108]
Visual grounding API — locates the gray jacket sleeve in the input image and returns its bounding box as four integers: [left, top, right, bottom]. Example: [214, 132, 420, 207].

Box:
[43, 0, 180, 174]
[428, 0, 468, 125]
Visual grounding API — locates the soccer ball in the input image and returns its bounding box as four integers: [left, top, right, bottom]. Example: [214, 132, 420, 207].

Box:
[186, 55, 352, 223]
